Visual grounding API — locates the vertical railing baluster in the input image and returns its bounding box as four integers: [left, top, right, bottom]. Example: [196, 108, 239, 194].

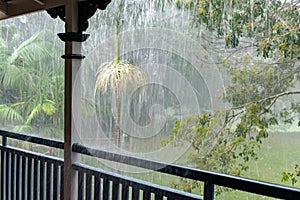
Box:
[122, 183, 129, 200]
[112, 180, 119, 200]
[132, 186, 139, 200]
[27, 158, 33, 200]
[154, 194, 164, 200]
[94, 175, 101, 200]
[78, 170, 84, 200]
[86, 173, 93, 200]
[103, 178, 109, 200]
[40, 160, 45, 200]
[46, 162, 53, 200]
[22, 156, 27, 200]
[16, 154, 21, 200]
[0, 149, 3, 199]
[11, 153, 15, 200]
[60, 165, 64, 200]
[5, 151, 10, 200]
[53, 163, 59, 200]
[204, 181, 214, 200]
[33, 159, 39, 200]
[1, 136, 6, 200]
[0, 149, 4, 200]
[2, 136, 7, 146]
[143, 190, 151, 200]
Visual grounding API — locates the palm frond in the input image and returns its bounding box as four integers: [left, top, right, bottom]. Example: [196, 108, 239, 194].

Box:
[42, 100, 56, 115]
[16, 41, 52, 66]
[8, 31, 45, 64]
[0, 104, 24, 122]
[1, 64, 33, 90]
[25, 104, 42, 125]
[94, 61, 147, 95]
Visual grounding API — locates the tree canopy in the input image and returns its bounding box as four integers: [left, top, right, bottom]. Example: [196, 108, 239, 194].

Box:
[176, 0, 300, 59]
[167, 0, 300, 187]
[0, 15, 64, 137]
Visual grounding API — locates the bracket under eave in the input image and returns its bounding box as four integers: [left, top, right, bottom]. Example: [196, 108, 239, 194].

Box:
[0, 1, 8, 15]
[47, 0, 111, 33]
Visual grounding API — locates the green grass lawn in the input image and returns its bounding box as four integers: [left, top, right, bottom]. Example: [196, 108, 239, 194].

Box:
[82, 131, 300, 199]
[245, 132, 300, 185]
[218, 131, 300, 199]
[127, 131, 300, 199]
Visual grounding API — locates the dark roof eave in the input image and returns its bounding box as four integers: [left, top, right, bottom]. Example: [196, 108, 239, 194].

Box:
[0, 0, 84, 20]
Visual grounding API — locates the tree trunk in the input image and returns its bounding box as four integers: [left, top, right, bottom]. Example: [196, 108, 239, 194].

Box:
[114, 21, 120, 65]
[113, 21, 121, 147]
[113, 84, 121, 147]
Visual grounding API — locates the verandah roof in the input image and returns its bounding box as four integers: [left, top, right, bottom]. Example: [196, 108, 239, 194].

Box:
[0, 0, 70, 20]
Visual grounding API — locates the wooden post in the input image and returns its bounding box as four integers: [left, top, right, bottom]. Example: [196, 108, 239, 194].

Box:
[64, 0, 81, 199]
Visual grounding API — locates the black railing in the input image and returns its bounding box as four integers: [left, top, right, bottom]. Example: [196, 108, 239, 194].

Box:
[72, 143, 300, 200]
[1, 129, 300, 200]
[0, 135, 64, 200]
[73, 163, 201, 200]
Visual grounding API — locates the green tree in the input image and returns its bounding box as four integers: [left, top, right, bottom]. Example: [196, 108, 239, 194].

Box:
[175, 0, 300, 59]
[166, 0, 300, 188]
[93, 0, 175, 146]
[0, 28, 64, 136]
[94, 0, 148, 146]
[94, 61, 146, 146]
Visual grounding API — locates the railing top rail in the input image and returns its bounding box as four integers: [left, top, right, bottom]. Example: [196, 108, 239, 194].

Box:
[0, 129, 64, 149]
[73, 142, 300, 200]
[73, 162, 203, 200]
[0, 145, 64, 165]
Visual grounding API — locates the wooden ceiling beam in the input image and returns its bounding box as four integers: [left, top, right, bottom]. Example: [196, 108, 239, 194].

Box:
[0, 0, 86, 20]
[0, 1, 8, 15]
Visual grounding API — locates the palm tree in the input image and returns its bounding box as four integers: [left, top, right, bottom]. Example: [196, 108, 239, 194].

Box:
[0, 27, 64, 136]
[94, 0, 133, 147]
[94, 59, 147, 147]
[93, 0, 177, 147]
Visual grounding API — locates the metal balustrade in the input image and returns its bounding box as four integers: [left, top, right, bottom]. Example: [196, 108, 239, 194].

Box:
[72, 143, 300, 200]
[0, 130, 64, 200]
[1, 129, 300, 200]
[0, 146, 64, 200]
[73, 163, 202, 200]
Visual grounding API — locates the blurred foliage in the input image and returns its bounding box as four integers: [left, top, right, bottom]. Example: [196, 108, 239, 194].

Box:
[224, 54, 297, 107]
[175, 0, 300, 59]
[167, 0, 300, 192]
[164, 105, 276, 194]
[0, 16, 64, 137]
[282, 163, 300, 186]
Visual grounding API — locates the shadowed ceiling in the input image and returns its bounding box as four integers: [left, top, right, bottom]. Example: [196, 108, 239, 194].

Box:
[0, 0, 81, 20]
